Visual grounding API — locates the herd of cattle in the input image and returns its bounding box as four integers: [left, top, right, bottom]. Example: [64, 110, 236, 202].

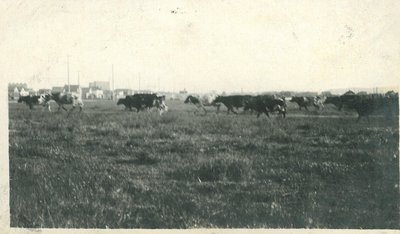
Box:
[16, 91, 399, 120]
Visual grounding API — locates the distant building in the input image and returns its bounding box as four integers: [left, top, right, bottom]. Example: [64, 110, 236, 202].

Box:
[179, 89, 188, 94]
[81, 87, 91, 99]
[38, 89, 51, 95]
[87, 87, 103, 99]
[114, 89, 133, 99]
[19, 88, 30, 97]
[343, 90, 356, 95]
[103, 90, 113, 100]
[63, 85, 82, 98]
[89, 81, 110, 91]
[51, 86, 64, 93]
[27, 89, 38, 96]
[8, 83, 28, 100]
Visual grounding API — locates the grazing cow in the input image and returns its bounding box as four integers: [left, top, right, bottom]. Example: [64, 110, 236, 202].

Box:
[184, 95, 207, 114]
[290, 96, 323, 110]
[117, 93, 168, 115]
[211, 95, 252, 114]
[43, 92, 84, 114]
[17, 95, 47, 110]
[244, 95, 286, 118]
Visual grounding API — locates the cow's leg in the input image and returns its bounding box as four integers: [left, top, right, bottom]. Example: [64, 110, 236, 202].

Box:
[202, 107, 207, 115]
[256, 112, 261, 118]
[67, 106, 75, 117]
[304, 106, 309, 111]
[264, 110, 270, 118]
[230, 107, 238, 114]
[61, 105, 68, 111]
[226, 106, 231, 114]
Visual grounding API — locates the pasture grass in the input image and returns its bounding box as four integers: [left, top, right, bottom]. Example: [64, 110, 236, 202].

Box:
[9, 100, 399, 228]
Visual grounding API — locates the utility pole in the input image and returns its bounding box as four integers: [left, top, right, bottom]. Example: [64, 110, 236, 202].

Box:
[67, 55, 70, 93]
[138, 73, 141, 92]
[111, 64, 115, 100]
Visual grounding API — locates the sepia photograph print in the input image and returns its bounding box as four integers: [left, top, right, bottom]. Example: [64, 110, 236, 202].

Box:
[1, 0, 399, 232]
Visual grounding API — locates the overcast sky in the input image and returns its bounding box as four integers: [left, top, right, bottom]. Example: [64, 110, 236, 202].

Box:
[1, 0, 399, 93]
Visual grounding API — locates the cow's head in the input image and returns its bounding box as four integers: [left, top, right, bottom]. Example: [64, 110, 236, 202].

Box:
[155, 96, 168, 113]
[184, 95, 192, 104]
[289, 96, 299, 103]
[276, 97, 287, 107]
[211, 96, 222, 105]
[117, 98, 125, 105]
[38, 94, 46, 105]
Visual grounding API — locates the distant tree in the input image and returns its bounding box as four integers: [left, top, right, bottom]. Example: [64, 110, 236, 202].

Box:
[357, 91, 368, 95]
[279, 91, 292, 97]
[321, 91, 332, 97]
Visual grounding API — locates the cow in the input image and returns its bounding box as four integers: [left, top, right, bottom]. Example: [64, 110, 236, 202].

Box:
[324, 96, 342, 110]
[156, 95, 168, 115]
[211, 95, 252, 114]
[42, 92, 84, 114]
[184, 95, 207, 114]
[117, 96, 136, 111]
[290, 96, 323, 110]
[325, 93, 399, 121]
[117, 93, 168, 115]
[244, 95, 286, 118]
[17, 95, 47, 110]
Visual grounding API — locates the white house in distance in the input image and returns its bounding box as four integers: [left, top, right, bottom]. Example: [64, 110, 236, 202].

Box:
[81, 87, 104, 99]
[8, 83, 28, 100]
[51, 86, 64, 94]
[50, 85, 82, 98]
[89, 81, 110, 91]
[64, 85, 82, 99]
[114, 89, 133, 99]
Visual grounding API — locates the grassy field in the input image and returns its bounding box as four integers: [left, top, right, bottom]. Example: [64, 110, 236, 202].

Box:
[9, 99, 399, 228]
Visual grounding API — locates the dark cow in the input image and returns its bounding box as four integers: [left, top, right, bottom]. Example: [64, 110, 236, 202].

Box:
[117, 93, 168, 115]
[244, 95, 286, 118]
[117, 95, 146, 112]
[325, 93, 367, 111]
[184, 95, 207, 114]
[42, 92, 84, 114]
[17, 95, 47, 110]
[324, 96, 342, 110]
[290, 96, 323, 110]
[211, 95, 252, 114]
[325, 93, 399, 121]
